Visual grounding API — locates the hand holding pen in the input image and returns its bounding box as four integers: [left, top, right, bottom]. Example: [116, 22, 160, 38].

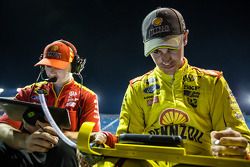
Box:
[22, 120, 59, 153]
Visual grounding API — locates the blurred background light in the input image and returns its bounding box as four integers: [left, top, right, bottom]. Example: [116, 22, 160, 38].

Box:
[0, 88, 4, 94]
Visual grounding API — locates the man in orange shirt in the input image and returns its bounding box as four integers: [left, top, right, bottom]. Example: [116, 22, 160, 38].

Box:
[0, 39, 101, 167]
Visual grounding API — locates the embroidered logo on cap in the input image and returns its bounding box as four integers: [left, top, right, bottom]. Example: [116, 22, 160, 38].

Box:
[51, 45, 59, 51]
[152, 17, 163, 26]
[46, 45, 61, 59]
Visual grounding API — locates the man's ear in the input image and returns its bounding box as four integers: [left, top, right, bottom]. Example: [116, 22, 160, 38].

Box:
[183, 30, 189, 46]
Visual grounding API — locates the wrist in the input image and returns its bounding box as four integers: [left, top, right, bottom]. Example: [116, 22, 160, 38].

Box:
[246, 143, 250, 160]
[11, 130, 29, 150]
[0, 124, 29, 149]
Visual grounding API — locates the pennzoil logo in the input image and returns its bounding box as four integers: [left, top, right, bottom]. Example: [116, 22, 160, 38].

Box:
[159, 108, 189, 125]
[152, 17, 163, 26]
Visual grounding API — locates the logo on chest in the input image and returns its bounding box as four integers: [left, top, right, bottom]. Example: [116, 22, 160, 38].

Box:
[159, 108, 190, 125]
[66, 91, 78, 107]
[143, 84, 160, 94]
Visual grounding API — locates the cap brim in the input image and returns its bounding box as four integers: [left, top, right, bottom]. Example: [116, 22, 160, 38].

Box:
[144, 35, 182, 56]
[34, 58, 70, 69]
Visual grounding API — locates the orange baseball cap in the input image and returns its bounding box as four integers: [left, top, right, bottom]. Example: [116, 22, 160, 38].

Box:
[35, 40, 75, 69]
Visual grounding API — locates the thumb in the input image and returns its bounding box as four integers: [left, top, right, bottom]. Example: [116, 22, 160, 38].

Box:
[35, 120, 50, 128]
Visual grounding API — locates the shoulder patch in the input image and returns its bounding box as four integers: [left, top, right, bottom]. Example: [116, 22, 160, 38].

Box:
[35, 81, 48, 87]
[75, 82, 96, 95]
[192, 67, 222, 78]
[129, 70, 153, 85]
[203, 69, 222, 78]
[22, 81, 47, 90]
[130, 76, 143, 85]
[22, 84, 33, 90]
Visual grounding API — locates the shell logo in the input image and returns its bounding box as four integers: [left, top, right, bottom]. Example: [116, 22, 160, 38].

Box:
[159, 108, 189, 125]
[152, 17, 163, 26]
[50, 45, 59, 51]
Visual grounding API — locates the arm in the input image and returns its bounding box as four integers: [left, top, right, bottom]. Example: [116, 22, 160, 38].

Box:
[92, 83, 145, 147]
[64, 91, 101, 141]
[0, 85, 34, 148]
[0, 123, 27, 149]
[63, 131, 79, 142]
[210, 76, 250, 158]
[0, 122, 59, 152]
[91, 131, 118, 148]
[80, 93, 101, 132]
[116, 84, 145, 135]
[0, 84, 37, 129]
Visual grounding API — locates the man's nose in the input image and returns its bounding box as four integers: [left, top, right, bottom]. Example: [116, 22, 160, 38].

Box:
[161, 53, 171, 61]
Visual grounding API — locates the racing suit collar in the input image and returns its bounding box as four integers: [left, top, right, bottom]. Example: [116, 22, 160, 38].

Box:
[51, 78, 75, 91]
[155, 57, 188, 81]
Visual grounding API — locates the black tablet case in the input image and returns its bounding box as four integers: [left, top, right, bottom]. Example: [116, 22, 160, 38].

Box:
[0, 97, 71, 129]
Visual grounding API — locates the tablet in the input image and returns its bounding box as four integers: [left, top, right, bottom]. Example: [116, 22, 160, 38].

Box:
[0, 97, 71, 129]
[118, 134, 182, 147]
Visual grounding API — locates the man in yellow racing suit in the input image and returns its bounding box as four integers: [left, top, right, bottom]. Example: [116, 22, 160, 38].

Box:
[92, 7, 250, 166]
[117, 57, 250, 156]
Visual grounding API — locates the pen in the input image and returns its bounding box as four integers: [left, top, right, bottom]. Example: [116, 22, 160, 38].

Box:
[37, 123, 45, 132]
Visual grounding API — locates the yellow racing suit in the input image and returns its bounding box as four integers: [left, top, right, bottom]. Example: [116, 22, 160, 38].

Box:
[114, 58, 250, 166]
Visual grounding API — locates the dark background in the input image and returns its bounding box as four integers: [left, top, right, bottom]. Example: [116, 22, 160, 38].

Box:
[1, 0, 250, 115]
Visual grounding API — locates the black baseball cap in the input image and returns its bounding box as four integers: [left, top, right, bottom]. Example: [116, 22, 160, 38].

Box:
[142, 8, 186, 56]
